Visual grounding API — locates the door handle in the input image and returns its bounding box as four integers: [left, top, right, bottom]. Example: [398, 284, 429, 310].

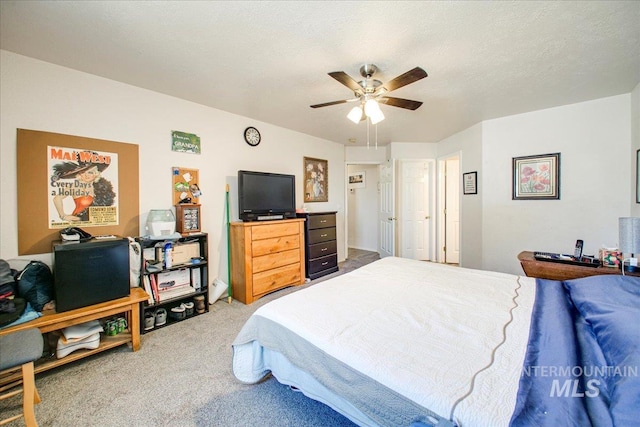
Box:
[388, 217, 397, 221]
[425, 216, 430, 219]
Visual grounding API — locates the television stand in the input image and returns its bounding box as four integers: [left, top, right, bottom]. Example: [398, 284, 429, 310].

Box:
[0, 288, 148, 387]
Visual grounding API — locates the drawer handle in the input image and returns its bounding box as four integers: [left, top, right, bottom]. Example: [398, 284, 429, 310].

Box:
[321, 262, 329, 266]
[321, 234, 328, 237]
[321, 248, 328, 251]
[320, 220, 327, 223]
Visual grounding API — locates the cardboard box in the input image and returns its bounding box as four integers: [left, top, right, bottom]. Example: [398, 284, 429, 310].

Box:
[156, 269, 191, 290]
[171, 242, 200, 265]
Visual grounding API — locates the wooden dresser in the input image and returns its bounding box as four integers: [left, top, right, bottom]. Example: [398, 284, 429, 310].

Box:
[230, 219, 306, 304]
[297, 211, 338, 280]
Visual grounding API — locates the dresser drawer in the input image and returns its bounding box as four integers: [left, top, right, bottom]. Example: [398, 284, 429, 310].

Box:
[252, 235, 300, 257]
[308, 214, 336, 230]
[308, 227, 336, 244]
[251, 222, 300, 240]
[308, 240, 337, 260]
[253, 263, 302, 296]
[252, 248, 301, 274]
[308, 254, 338, 275]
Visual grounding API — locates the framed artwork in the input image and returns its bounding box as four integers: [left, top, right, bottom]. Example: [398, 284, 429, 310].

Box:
[636, 149, 639, 203]
[512, 152, 560, 200]
[348, 171, 366, 189]
[463, 171, 477, 195]
[17, 129, 139, 255]
[304, 157, 328, 202]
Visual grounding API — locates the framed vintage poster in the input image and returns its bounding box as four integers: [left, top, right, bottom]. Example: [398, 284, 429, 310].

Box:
[348, 171, 366, 189]
[512, 152, 560, 200]
[303, 157, 328, 202]
[463, 171, 477, 195]
[17, 129, 139, 255]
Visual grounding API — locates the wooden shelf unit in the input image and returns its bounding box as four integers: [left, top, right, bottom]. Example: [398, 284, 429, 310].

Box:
[0, 287, 148, 387]
[230, 218, 306, 304]
[518, 251, 639, 281]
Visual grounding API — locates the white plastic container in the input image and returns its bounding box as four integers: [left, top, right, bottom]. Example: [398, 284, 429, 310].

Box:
[147, 209, 176, 237]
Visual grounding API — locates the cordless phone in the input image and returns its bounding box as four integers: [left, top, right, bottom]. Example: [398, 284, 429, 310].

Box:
[573, 239, 584, 259]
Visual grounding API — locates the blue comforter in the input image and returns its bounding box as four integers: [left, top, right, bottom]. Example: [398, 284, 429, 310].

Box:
[511, 275, 640, 426]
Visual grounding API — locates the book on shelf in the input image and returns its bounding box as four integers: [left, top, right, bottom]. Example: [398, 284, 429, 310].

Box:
[142, 275, 155, 304]
[149, 274, 159, 303]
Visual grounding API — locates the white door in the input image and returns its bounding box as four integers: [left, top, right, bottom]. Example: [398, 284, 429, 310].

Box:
[378, 161, 395, 258]
[399, 160, 431, 260]
[445, 158, 460, 264]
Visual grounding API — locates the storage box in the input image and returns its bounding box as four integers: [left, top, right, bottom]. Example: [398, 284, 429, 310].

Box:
[600, 248, 622, 268]
[171, 242, 200, 265]
[156, 269, 190, 290]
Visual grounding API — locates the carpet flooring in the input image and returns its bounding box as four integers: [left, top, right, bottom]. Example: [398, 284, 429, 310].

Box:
[0, 249, 379, 426]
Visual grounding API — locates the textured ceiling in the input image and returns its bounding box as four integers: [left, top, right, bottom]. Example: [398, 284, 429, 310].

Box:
[1, 1, 639, 146]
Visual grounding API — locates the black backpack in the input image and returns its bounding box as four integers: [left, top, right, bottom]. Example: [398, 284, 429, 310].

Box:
[16, 260, 54, 312]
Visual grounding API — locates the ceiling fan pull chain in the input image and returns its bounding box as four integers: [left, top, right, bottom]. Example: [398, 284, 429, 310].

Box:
[366, 116, 370, 149]
[375, 123, 378, 150]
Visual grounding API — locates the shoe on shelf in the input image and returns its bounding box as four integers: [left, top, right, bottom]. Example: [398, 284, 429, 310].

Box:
[183, 301, 194, 316]
[170, 305, 186, 321]
[144, 312, 155, 330]
[155, 308, 167, 326]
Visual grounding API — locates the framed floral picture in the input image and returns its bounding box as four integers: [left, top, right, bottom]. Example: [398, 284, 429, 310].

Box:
[304, 157, 328, 202]
[512, 152, 560, 200]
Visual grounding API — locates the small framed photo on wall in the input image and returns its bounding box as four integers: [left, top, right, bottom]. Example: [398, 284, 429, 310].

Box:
[348, 171, 366, 189]
[463, 172, 477, 195]
[512, 152, 560, 200]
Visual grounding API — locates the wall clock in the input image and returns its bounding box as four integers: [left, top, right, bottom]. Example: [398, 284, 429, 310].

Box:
[244, 127, 261, 146]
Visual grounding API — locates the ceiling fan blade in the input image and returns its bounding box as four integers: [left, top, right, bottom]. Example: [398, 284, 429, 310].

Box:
[328, 71, 363, 92]
[378, 96, 423, 110]
[383, 67, 428, 92]
[310, 99, 349, 108]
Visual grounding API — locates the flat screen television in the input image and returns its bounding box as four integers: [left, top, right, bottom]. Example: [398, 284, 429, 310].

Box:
[53, 238, 130, 312]
[238, 170, 296, 221]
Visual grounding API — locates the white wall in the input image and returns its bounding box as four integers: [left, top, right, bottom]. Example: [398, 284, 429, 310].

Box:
[631, 83, 640, 217]
[437, 123, 483, 269]
[482, 94, 632, 274]
[0, 50, 346, 284]
[346, 164, 378, 251]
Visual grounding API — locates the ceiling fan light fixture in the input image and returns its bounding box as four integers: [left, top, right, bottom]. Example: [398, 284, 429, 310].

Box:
[364, 99, 381, 116]
[369, 109, 385, 125]
[347, 106, 363, 123]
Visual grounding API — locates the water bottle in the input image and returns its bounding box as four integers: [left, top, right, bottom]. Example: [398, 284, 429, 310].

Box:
[164, 242, 173, 269]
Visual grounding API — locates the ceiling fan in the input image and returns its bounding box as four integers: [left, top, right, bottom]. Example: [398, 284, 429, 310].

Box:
[310, 64, 428, 123]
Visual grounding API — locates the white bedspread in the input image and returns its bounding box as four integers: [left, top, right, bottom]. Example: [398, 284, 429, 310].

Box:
[234, 257, 536, 426]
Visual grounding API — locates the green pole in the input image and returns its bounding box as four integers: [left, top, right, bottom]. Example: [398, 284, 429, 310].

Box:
[226, 184, 232, 303]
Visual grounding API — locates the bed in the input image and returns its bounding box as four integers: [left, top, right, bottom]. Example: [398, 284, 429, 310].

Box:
[232, 256, 640, 427]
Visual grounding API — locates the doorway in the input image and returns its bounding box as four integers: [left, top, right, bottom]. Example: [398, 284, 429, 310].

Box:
[437, 153, 461, 264]
[345, 163, 380, 257]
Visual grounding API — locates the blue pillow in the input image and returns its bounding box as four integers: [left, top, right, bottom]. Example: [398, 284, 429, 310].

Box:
[563, 275, 640, 426]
